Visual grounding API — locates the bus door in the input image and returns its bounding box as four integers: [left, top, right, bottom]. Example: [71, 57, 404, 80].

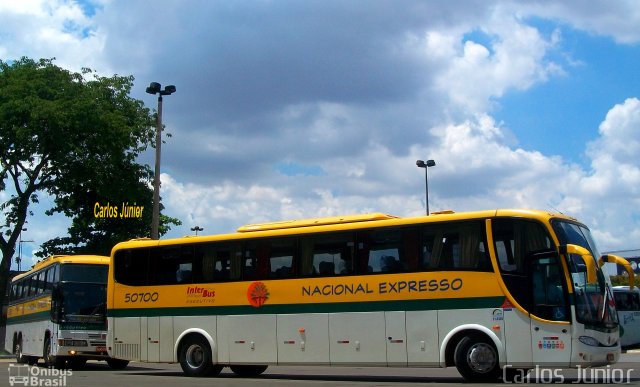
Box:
[528, 254, 572, 366]
[143, 316, 174, 362]
[143, 317, 159, 362]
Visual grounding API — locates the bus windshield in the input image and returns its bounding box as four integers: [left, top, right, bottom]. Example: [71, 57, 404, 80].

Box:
[61, 264, 108, 283]
[552, 220, 617, 327]
[59, 282, 107, 324]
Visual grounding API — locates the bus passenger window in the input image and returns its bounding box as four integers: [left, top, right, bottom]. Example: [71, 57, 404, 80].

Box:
[358, 228, 405, 274]
[114, 249, 150, 286]
[268, 238, 295, 279]
[300, 232, 354, 277]
[149, 246, 194, 285]
[196, 243, 240, 282]
[242, 245, 258, 280]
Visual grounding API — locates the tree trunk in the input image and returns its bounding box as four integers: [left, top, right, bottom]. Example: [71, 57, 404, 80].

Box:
[0, 245, 15, 332]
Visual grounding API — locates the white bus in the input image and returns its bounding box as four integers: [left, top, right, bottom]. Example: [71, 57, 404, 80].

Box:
[613, 286, 640, 349]
[5, 255, 129, 369]
[106, 209, 632, 381]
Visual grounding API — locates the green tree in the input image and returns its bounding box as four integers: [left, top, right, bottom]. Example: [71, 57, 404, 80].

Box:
[610, 274, 639, 288]
[0, 57, 180, 317]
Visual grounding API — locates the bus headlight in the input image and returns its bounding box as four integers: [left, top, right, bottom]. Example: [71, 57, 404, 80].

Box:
[579, 336, 599, 347]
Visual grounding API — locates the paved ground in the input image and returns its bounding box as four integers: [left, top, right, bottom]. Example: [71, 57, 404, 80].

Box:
[1, 354, 640, 387]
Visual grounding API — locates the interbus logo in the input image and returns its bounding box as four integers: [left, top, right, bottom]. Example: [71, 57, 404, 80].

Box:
[186, 286, 216, 298]
[185, 286, 216, 304]
[247, 281, 270, 308]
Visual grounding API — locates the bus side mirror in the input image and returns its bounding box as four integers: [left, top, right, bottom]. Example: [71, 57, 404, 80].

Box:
[599, 254, 635, 289]
[559, 244, 597, 284]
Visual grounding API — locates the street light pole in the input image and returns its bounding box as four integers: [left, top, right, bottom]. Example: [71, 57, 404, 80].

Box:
[416, 159, 436, 215]
[146, 82, 176, 240]
[191, 226, 203, 236]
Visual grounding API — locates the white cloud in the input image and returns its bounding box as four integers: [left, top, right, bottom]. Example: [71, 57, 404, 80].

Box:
[516, 0, 640, 44]
[0, 0, 106, 72]
[429, 8, 563, 114]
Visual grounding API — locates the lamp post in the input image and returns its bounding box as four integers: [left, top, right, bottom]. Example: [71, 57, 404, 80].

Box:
[17, 227, 32, 271]
[146, 82, 176, 240]
[416, 159, 436, 215]
[191, 226, 203, 236]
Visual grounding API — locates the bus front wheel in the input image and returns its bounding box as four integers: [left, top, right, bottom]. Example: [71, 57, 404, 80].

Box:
[178, 335, 221, 377]
[43, 336, 66, 369]
[454, 335, 500, 382]
[229, 365, 268, 377]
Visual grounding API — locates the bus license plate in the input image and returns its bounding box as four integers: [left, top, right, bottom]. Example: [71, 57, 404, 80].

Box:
[96, 346, 107, 353]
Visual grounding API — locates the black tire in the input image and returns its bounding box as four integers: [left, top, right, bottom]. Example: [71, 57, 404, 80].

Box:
[15, 338, 27, 364]
[229, 365, 268, 377]
[44, 336, 68, 369]
[454, 335, 501, 382]
[43, 337, 55, 367]
[67, 358, 87, 369]
[178, 335, 218, 377]
[106, 358, 130, 370]
[26, 357, 39, 365]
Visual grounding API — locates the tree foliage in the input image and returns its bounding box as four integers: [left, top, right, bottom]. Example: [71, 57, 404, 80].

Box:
[610, 274, 640, 288]
[0, 57, 180, 316]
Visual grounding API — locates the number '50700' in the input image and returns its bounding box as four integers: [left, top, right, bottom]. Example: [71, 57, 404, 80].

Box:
[124, 292, 159, 303]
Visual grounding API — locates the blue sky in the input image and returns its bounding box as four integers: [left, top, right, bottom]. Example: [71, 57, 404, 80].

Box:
[1, 0, 639, 270]
[496, 24, 640, 163]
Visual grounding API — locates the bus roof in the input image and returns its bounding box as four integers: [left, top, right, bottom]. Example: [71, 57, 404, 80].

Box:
[236, 212, 398, 232]
[12, 255, 110, 282]
[111, 208, 581, 253]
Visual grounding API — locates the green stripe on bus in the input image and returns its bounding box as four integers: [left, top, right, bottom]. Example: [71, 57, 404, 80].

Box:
[108, 296, 505, 318]
[6, 311, 50, 325]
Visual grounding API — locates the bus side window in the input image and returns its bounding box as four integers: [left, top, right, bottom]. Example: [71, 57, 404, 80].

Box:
[403, 228, 420, 271]
[268, 238, 295, 279]
[493, 219, 552, 274]
[36, 271, 45, 295]
[421, 222, 488, 271]
[300, 232, 355, 277]
[15, 280, 22, 301]
[147, 246, 194, 285]
[358, 228, 404, 274]
[10, 283, 17, 302]
[242, 244, 258, 280]
[24, 276, 32, 298]
[114, 249, 150, 286]
[531, 257, 568, 321]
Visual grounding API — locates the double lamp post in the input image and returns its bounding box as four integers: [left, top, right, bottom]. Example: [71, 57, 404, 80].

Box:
[416, 159, 436, 215]
[146, 82, 176, 240]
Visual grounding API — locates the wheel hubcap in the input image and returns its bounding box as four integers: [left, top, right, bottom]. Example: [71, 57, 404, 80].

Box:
[466, 343, 497, 373]
[184, 344, 205, 369]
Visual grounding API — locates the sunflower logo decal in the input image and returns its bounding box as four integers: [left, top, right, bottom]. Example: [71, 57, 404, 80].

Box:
[247, 281, 270, 308]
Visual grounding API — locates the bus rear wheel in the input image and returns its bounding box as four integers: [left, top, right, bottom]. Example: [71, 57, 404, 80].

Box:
[15, 339, 27, 364]
[230, 365, 268, 377]
[178, 335, 221, 377]
[454, 335, 500, 382]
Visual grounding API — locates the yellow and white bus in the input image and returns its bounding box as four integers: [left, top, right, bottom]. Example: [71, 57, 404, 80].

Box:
[106, 209, 632, 381]
[6, 255, 129, 369]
